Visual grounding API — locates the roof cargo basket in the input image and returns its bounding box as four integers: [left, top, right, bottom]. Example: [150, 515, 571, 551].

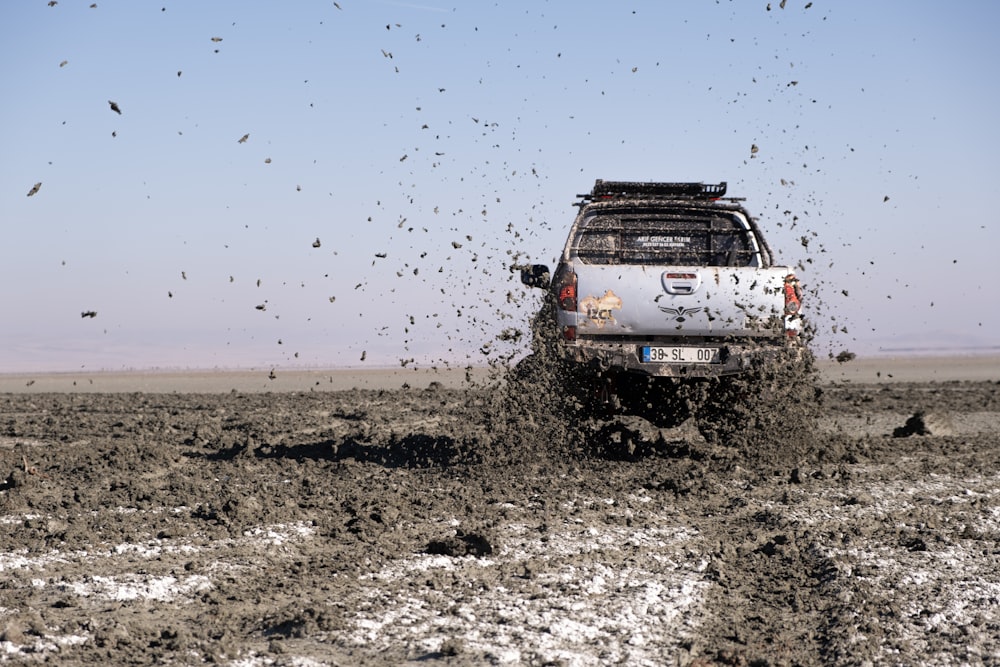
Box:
[585, 180, 727, 200]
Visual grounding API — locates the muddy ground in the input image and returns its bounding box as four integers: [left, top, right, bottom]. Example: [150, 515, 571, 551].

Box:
[2, 371, 1000, 665]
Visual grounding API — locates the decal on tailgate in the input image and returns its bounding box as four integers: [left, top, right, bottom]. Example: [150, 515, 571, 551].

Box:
[580, 290, 622, 328]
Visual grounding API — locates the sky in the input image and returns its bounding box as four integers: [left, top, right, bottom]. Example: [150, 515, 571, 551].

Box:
[2, 0, 998, 373]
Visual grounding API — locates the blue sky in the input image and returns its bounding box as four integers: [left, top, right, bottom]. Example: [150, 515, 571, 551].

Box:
[2, 0, 998, 372]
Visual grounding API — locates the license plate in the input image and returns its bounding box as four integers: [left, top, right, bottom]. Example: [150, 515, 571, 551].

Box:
[641, 346, 719, 363]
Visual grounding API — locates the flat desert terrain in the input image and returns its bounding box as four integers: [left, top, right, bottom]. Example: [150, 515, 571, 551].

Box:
[2, 355, 999, 665]
[2, 354, 998, 393]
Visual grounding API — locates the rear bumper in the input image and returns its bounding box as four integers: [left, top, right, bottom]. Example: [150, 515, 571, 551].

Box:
[557, 337, 799, 379]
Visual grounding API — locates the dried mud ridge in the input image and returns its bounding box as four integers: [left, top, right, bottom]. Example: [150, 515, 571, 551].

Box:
[2, 378, 1000, 665]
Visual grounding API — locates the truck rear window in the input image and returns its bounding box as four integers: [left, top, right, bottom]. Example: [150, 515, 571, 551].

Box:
[571, 210, 756, 266]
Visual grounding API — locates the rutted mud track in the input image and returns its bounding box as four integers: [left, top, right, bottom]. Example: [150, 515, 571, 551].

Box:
[2, 379, 1000, 665]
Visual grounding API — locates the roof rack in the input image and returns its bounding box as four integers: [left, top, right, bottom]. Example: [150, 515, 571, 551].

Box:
[579, 180, 728, 203]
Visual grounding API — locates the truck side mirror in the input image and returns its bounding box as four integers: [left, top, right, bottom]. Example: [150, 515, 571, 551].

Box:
[520, 264, 551, 288]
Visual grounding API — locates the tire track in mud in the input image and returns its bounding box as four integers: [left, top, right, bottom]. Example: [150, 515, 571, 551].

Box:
[687, 484, 841, 665]
[686, 442, 1000, 666]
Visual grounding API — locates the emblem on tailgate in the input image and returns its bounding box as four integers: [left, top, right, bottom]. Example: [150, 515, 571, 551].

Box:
[658, 305, 703, 322]
[580, 290, 622, 328]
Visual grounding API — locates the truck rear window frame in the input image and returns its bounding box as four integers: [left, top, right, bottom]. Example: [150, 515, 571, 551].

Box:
[569, 209, 760, 267]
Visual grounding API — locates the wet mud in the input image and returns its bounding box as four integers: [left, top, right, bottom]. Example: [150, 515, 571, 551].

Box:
[2, 377, 1000, 665]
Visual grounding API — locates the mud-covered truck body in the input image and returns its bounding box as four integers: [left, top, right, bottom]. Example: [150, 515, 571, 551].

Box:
[523, 180, 802, 380]
[519, 181, 805, 433]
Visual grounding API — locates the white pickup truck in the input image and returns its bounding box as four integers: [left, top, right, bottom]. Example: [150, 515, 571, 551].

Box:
[520, 180, 807, 440]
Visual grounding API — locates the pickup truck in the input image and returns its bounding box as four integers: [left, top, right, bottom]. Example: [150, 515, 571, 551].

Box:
[519, 180, 807, 440]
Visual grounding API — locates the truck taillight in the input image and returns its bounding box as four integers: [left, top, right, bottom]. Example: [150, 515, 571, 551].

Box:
[783, 273, 802, 337]
[783, 273, 802, 314]
[559, 284, 577, 311]
[563, 326, 576, 341]
[554, 267, 578, 312]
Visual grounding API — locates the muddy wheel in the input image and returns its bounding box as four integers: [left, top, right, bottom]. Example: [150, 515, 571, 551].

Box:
[694, 376, 755, 445]
[509, 350, 598, 424]
[619, 376, 703, 429]
[511, 353, 542, 382]
[561, 368, 618, 421]
[588, 416, 665, 460]
[694, 347, 819, 458]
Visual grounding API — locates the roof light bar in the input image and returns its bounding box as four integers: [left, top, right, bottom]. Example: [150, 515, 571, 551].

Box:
[588, 180, 727, 200]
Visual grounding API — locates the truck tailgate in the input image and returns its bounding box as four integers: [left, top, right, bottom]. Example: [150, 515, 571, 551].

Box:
[572, 266, 790, 338]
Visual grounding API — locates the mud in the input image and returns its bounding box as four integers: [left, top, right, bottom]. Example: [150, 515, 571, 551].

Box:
[2, 377, 1000, 665]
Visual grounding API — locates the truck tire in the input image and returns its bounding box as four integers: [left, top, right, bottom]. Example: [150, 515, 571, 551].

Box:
[620, 376, 701, 429]
[695, 347, 818, 456]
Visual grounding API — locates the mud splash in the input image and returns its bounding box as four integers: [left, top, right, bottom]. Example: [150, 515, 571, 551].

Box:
[480, 297, 825, 472]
